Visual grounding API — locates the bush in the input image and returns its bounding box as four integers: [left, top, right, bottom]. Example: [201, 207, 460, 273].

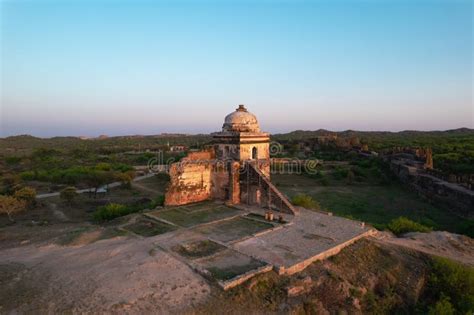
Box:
[291, 194, 320, 210]
[60, 186, 78, 204]
[13, 186, 37, 207]
[115, 172, 133, 189]
[93, 195, 164, 222]
[93, 203, 129, 222]
[0, 195, 26, 222]
[428, 295, 454, 315]
[387, 217, 431, 236]
[332, 167, 349, 180]
[425, 257, 474, 314]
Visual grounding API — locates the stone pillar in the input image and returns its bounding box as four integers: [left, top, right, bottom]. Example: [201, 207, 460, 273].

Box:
[255, 188, 261, 205]
[228, 161, 241, 204]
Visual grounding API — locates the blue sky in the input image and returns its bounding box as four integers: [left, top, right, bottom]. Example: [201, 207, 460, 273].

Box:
[1, 0, 472, 137]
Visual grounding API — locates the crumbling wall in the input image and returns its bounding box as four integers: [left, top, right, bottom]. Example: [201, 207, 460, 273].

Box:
[165, 161, 213, 206]
[210, 163, 229, 201]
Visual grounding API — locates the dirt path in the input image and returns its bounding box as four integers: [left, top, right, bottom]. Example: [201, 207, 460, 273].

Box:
[0, 236, 210, 314]
[48, 203, 69, 222]
[36, 173, 156, 199]
[374, 231, 474, 266]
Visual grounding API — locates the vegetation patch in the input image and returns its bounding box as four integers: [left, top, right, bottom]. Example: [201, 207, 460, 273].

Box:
[93, 195, 165, 222]
[174, 240, 226, 259]
[274, 173, 473, 237]
[123, 218, 176, 237]
[387, 217, 432, 236]
[151, 205, 240, 228]
[207, 259, 266, 281]
[291, 194, 321, 210]
[195, 217, 274, 243]
[418, 257, 474, 314]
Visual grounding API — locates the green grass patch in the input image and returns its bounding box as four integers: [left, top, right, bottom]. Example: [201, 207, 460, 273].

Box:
[93, 195, 165, 222]
[387, 217, 431, 236]
[207, 260, 266, 281]
[195, 217, 274, 243]
[174, 240, 226, 259]
[151, 205, 240, 227]
[123, 218, 176, 237]
[274, 173, 473, 237]
[291, 194, 321, 210]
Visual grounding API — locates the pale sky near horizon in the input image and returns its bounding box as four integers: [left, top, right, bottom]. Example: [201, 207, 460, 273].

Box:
[1, 0, 473, 137]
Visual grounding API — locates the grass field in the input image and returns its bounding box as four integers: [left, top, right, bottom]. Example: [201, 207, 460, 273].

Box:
[123, 218, 176, 237]
[194, 217, 274, 243]
[173, 240, 226, 259]
[207, 259, 266, 281]
[273, 173, 473, 236]
[148, 204, 241, 228]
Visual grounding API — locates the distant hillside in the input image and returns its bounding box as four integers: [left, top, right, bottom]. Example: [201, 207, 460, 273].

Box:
[1, 128, 473, 157]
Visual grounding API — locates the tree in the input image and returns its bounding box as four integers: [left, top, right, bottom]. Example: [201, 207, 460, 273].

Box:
[84, 170, 113, 198]
[115, 172, 134, 189]
[0, 195, 26, 222]
[2, 174, 21, 194]
[60, 186, 78, 204]
[13, 186, 37, 207]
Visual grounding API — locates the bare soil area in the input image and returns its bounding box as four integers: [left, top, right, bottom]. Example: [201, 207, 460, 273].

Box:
[0, 236, 210, 314]
[376, 230, 474, 266]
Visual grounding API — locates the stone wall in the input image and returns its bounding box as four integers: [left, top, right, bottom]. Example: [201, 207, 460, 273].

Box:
[388, 157, 474, 218]
[164, 160, 213, 206]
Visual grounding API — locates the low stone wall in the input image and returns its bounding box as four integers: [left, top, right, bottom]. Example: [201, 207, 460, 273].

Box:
[389, 158, 474, 218]
[218, 265, 273, 291]
[276, 229, 377, 275]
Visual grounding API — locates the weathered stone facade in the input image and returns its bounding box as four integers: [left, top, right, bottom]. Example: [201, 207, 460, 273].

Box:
[164, 105, 296, 214]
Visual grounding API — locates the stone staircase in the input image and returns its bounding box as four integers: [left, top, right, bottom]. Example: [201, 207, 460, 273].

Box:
[246, 162, 297, 215]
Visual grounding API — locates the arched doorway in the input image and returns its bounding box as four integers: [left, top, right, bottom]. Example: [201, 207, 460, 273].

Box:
[252, 147, 258, 160]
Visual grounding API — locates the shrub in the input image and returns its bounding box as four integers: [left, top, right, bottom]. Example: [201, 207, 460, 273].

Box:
[13, 186, 37, 207]
[115, 172, 133, 189]
[0, 195, 26, 222]
[291, 194, 320, 210]
[332, 167, 349, 180]
[60, 186, 78, 204]
[387, 217, 431, 236]
[93, 203, 129, 222]
[428, 295, 454, 315]
[5, 156, 21, 165]
[426, 257, 474, 314]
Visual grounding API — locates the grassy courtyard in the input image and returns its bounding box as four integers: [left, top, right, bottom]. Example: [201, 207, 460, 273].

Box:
[194, 217, 274, 243]
[123, 218, 176, 237]
[148, 203, 241, 228]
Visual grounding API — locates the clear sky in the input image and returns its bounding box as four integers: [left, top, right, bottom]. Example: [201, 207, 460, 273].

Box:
[1, 0, 472, 137]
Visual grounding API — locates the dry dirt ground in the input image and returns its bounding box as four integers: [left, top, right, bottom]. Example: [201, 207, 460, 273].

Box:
[376, 230, 474, 266]
[1, 205, 473, 314]
[0, 235, 211, 314]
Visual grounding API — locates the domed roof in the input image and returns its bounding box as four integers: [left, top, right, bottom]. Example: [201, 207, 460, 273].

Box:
[222, 105, 260, 133]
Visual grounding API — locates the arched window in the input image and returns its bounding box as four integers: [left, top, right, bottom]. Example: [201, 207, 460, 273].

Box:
[252, 147, 258, 160]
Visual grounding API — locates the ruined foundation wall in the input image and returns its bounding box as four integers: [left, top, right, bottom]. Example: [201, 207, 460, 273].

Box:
[165, 161, 213, 206]
[389, 159, 474, 218]
[210, 166, 229, 201]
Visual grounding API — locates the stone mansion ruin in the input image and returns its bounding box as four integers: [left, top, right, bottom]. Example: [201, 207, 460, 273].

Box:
[165, 105, 296, 214]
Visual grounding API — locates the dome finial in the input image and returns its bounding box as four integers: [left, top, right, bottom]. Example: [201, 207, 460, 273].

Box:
[237, 104, 247, 112]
